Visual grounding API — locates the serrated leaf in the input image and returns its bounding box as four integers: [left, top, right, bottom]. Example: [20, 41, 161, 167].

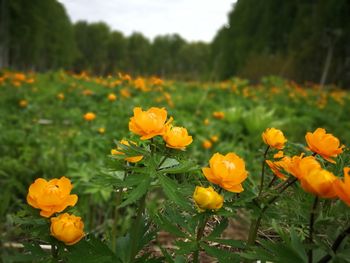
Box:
[158, 160, 198, 174]
[158, 174, 193, 211]
[118, 177, 151, 208]
[207, 218, 228, 239]
[201, 243, 240, 262]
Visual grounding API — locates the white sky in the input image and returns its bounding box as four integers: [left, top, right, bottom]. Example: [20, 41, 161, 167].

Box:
[57, 0, 235, 42]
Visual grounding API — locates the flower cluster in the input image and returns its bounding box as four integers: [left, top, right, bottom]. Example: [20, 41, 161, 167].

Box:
[264, 127, 348, 201]
[27, 176, 84, 245]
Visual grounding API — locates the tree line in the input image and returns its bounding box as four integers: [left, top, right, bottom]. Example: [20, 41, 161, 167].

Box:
[1, 0, 350, 86]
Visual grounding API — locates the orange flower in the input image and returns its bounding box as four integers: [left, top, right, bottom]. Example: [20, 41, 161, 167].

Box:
[19, 99, 28, 108]
[210, 135, 219, 143]
[129, 107, 170, 140]
[57, 93, 65, 100]
[203, 118, 210, 126]
[333, 168, 350, 206]
[266, 157, 291, 180]
[27, 177, 78, 217]
[300, 168, 337, 198]
[120, 88, 131, 98]
[83, 112, 96, 121]
[193, 186, 224, 212]
[111, 139, 143, 163]
[202, 140, 212, 149]
[213, 111, 225, 119]
[108, 93, 117, 101]
[163, 126, 193, 150]
[287, 155, 321, 180]
[50, 213, 84, 245]
[202, 153, 248, 193]
[262, 128, 287, 149]
[98, 127, 105, 134]
[273, 151, 284, 159]
[305, 128, 344, 163]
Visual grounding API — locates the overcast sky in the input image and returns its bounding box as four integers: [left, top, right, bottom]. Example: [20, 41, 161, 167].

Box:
[57, 0, 235, 42]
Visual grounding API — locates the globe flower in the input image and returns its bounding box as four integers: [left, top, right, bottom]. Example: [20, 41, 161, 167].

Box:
[108, 93, 117, 101]
[266, 157, 291, 180]
[333, 168, 350, 206]
[202, 140, 212, 149]
[19, 99, 28, 108]
[287, 155, 321, 180]
[262, 128, 287, 149]
[111, 139, 143, 163]
[50, 213, 84, 245]
[129, 107, 171, 140]
[213, 111, 225, 119]
[163, 126, 193, 150]
[210, 135, 219, 143]
[305, 128, 344, 163]
[202, 153, 248, 193]
[27, 177, 78, 217]
[193, 186, 224, 212]
[300, 168, 337, 198]
[57, 93, 65, 100]
[83, 112, 96, 121]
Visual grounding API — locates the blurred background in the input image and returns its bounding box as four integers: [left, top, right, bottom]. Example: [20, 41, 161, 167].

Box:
[0, 0, 349, 86]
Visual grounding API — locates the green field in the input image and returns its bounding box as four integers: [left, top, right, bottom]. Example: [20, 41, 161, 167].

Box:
[1, 71, 350, 262]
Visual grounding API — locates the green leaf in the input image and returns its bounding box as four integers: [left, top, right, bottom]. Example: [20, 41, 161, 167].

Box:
[201, 243, 241, 262]
[207, 218, 228, 239]
[158, 174, 193, 211]
[151, 213, 188, 238]
[158, 160, 199, 174]
[118, 177, 151, 208]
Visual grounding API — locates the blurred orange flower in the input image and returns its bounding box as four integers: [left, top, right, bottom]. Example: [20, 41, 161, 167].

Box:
[202, 152, 248, 193]
[84, 112, 96, 121]
[262, 128, 287, 150]
[108, 93, 117, 101]
[213, 111, 225, 119]
[287, 155, 321, 180]
[333, 168, 350, 206]
[202, 140, 212, 149]
[27, 177, 78, 217]
[19, 99, 28, 108]
[266, 157, 291, 180]
[305, 128, 344, 163]
[300, 168, 337, 198]
[57, 93, 65, 100]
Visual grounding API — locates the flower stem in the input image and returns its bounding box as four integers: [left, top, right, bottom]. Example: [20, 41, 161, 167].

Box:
[193, 214, 209, 263]
[308, 196, 319, 263]
[247, 177, 298, 247]
[258, 146, 270, 197]
[317, 224, 350, 263]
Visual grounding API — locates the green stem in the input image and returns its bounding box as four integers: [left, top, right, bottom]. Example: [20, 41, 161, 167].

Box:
[247, 177, 298, 247]
[111, 189, 123, 253]
[193, 214, 209, 263]
[129, 194, 147, 262]
[308, 196, 319, 263]
[318, 224, 350, 263]
[258, 146, 270, 197]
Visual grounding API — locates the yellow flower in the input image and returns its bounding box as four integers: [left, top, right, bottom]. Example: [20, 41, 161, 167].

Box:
[19, 99, 28, 108]
[57, 93, 65, 100]
[262, 128, 287, 150]
[305, 128, 344, 163]
[98, 127, 105, 134]
[193, 186, 224, 212]
[27, 177, 78, 217]
[129, 107, 170, 140]
[111, 140, 143, 163]
[50, 213, 84, 245]
[83, 112, 96, 121]
[202, 140, 212, 149]
[273, 151, 284, 159]
[108, 93, 117, 101]
[212, 111, 225, 119]
[333, 168, 350, 206]
[203, 118, 210, 126]
[202, 153, 248, 193]
[120, 88, 131, 98]
[163, 126, 193, 150]
[300, 168, 337, 198]
[210, 135, 219, 143]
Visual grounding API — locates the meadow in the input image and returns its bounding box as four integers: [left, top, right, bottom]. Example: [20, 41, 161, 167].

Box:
[1, 71, 350, 262]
